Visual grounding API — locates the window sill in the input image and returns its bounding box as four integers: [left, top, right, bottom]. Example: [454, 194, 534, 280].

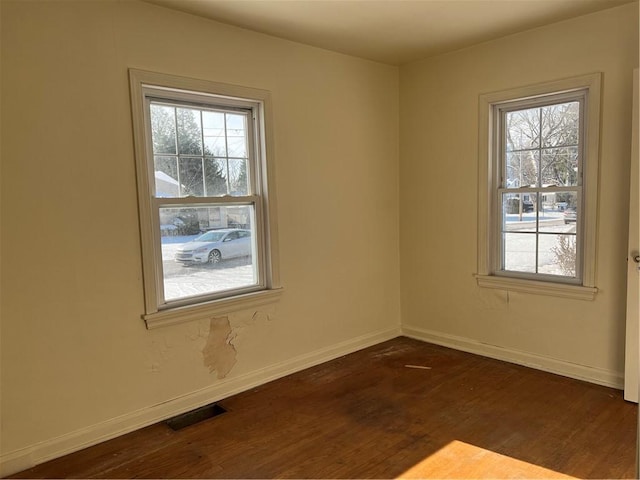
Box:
[475, 275, 597, 301]
[143, 288, 284, 329]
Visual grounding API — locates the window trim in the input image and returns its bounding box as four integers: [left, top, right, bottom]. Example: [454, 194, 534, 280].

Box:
[129, 69, 282, 328]
[476, 73, 601, 300]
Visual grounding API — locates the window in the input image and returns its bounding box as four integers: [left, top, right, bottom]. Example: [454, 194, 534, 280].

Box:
[477, 74, 601, 300]
[129, 70, 281, 328]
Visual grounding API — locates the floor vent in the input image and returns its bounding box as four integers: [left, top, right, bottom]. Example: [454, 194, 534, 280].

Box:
[166, 403, 227, 431]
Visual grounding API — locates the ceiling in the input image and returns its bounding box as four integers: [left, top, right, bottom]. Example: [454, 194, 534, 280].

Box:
[144, 0, 635, 65]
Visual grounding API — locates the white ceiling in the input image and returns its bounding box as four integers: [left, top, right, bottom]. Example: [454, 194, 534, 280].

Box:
[144, 0, 635, 65]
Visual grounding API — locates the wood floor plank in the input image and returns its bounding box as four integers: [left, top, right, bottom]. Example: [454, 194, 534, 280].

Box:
[9, 337, 637, 479]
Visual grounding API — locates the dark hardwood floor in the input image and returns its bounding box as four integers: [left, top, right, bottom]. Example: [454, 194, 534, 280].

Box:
[10, 337, 637, 479]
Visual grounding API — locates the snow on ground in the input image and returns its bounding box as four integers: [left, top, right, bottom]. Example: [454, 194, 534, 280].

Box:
[161, 236, 255, 301]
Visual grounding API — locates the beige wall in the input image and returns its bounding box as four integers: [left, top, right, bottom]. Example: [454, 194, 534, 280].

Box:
[0, 0, 400, 470]
[400, 4, 638, 383]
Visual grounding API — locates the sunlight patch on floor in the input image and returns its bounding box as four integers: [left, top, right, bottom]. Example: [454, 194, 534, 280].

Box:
[396, 440, 576, 479]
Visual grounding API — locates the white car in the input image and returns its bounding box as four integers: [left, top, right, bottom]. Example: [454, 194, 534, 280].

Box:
[175, 229, 252, 265]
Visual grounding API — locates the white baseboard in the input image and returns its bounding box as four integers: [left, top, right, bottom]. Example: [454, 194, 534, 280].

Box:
[402, 324, 624, 390]
[0, 326, 401, 477]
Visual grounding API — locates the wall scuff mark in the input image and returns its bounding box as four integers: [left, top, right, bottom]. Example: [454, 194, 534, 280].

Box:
[202, 317, 237, 379]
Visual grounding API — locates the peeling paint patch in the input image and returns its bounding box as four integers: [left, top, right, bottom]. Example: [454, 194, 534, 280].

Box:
[202, 317, 237, 379]
[252, 310, 271, 322]
[186, 323, 208, 342]
[476, 288, 509, 310]
[146, 336, 175, 373]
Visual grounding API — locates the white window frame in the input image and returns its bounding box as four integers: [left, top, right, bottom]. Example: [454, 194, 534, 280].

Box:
[129, 69, 282, 328]
[476, 73, 601, 300]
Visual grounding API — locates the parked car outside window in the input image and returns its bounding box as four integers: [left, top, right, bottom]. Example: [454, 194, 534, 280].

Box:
[564, 207, 577, 224]
[175, 229, 252, 265]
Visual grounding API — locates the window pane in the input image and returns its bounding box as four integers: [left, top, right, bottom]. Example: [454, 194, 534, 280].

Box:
[539, 191, 578, 233]
[204, 158, 228, 196]
[226, 114, 247, 157]
[538, 234, 577, 278]
[502, 193, 536, 232]
[506, 151, 539, 188]
[506, 107, 540, 152]
[541, 147, 578, 187]
[150, 104, 177, 154]
[229, 158, 248, 195]
[154, 156, 179, 198]
[179, 157, 204, 196]
[203, 111, 226, 156]
[226, 113, 246, 132]
[503, 233, 536, 273]
[204, 135, 227, 157]
[542, 102, 579, 148]
[160, 206, 258, 302]
[177, 108, 203, 155]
